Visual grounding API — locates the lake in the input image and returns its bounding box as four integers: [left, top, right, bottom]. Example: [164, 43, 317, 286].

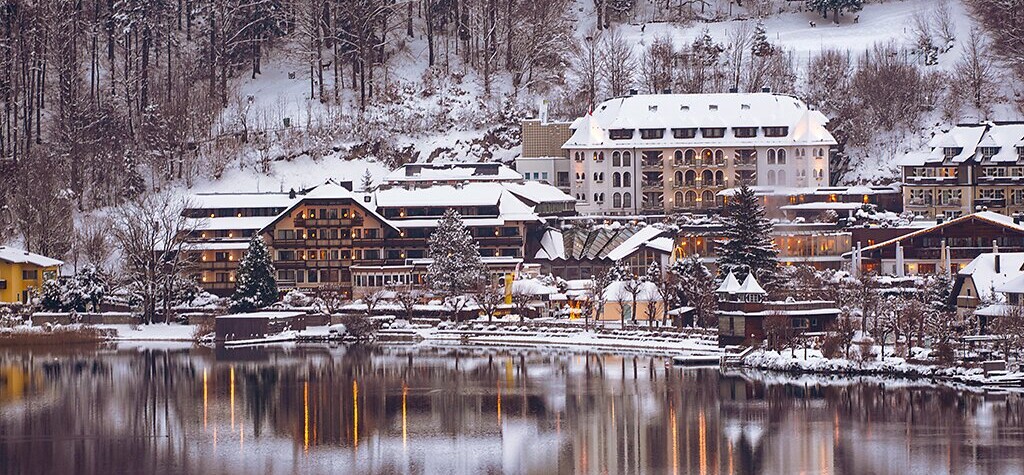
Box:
[1, 343, 1022, 474]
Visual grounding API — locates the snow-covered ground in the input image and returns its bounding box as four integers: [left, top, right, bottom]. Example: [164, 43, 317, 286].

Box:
[93, 323, 198, 342]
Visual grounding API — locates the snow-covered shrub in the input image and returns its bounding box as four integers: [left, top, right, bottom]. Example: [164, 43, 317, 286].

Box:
[282, 289, 313, 308]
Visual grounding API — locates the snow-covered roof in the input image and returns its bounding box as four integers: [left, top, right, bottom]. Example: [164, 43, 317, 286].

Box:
[902, 122, 1024, 166]
[737, 273, 767, 295]
[603, 280, 661, 302]
[779, 202, 864, 211]
[0, 246, 63, 267]
[960, 252, 1024, 297]
[605, 226, 666, 261]
[511, 278, 558, 296]
[563, 92, 837, 149]
[861, 212, 1024, 253]
[645, 237, 675, 253]
[502, 181, 575, 204]
[716, 272, 740, 293]
[383, 162, 522, 183]
[216, 311, 306, 320]
[189, 192, 297, 210]
[190, 216, 277, 231]
[376, 183, 505, 207]
[535, 229, 566, 260]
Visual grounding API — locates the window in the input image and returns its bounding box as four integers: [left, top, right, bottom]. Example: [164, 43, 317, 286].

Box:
[1018, 146, 1024, 161]
[613, 172, 621, 187]
[674, 191, 683, 206]
[597, 151, 605, 162]
[700, 127, 725, 138]
[685, 149, 697, 165]
[622, 151, 632, 166]
[613, 193, 622, 208]
[1012, 189, 1024, 205]
[22, 270, 38, 280]
[674, 150, 683, 165]
[623, 172, 632, 187]
[733, 127, 757, 138]
[767, 170, 776, 185]
[763, 126, 788, 137]
[938, 189, 962, 205]
[278, 270, 296, 281]
[983, 167, 1007, 177]
[277, 229, 296, 240]
[777, 170, 786, 185]
[701, 170, 713, 184]
[277, 250, 295, 261]
[777, 149, 786, 164]
[640, 128, 665, 139]
[685, 170, 696, 186]
[672, 128, 697, 139]
[767, 149, 776, 165]
[574, 152, 583, 162]
[609, 129, 634, 140]
[612, 151, 621, 166]
[593, 172, 603, 182]
[980, 147, 1000, 159]
[623, 192, 632, 208]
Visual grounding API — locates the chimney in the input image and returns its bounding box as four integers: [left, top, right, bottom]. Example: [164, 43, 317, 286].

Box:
[288, 188, 296, 199]
[936, 216, 945, 225]
[994, 239, 1000, 273]
[761, 86, 771, 93]
[540, 99, 549, 125]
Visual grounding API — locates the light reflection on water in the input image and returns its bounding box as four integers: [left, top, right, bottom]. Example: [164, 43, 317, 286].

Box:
[0, 344, 1022, 475]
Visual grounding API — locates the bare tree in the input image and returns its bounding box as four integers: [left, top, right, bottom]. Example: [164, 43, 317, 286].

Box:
[622, 277, 643, 326]
[314, 284, 349, 315]
[110, 194, 199, 323]
[476, 282, 505, 323]
[639, 34, 674, 93]
[510, 289, 533, 323]
[394, 284, 424, 322]
[951, 27, 1002, 119]
[599, 27, 635, 98]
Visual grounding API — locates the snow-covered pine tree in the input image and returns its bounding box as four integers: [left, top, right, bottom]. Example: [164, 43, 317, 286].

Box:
[752, 21, 774, 57]
[717, 182, 779, 286]
[427, 209, 485, 317]
[230, 235, 278, 312]
[361, 169, 375, 191]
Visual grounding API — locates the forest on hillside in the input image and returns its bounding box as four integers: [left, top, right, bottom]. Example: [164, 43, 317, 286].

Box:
[1, 0, 1023, 263]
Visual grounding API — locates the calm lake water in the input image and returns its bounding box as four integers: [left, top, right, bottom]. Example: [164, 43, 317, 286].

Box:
[1, 344, 1023, 475]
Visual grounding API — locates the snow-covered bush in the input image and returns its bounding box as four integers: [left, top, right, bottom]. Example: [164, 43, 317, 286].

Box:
[282, 289, 313, 308]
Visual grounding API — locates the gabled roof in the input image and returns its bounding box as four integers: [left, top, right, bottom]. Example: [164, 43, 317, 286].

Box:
[959, 252, 1024, 300]
[258, 180, 398, 233]
[737, 273, 767, 295]
[716, 272, 740, 293]
[860, 212, 1024, 253]
[0, 246, 63, 267]
[902, 122, 1024, 166]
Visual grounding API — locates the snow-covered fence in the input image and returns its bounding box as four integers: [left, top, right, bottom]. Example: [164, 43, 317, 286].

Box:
[31, 312, 135, 325]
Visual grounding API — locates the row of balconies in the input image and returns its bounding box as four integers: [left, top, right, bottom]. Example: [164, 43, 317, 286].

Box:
[292, 217, 364, 228]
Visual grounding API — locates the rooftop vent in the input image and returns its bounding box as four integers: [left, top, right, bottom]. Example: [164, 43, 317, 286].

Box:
[709, 105, 718, 111]
[741, 104, 750, 110]
[761, 86, 771, 93]
[628, 89, 638, 96]
[728, 87, 738, 93]
[680, 105, 689, 111]
[648, 105, 658, 112]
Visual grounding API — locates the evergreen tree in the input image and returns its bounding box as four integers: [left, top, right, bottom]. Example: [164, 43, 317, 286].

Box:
[717, 182, 779, 285]
[361, 168, 375, 191]
[231, 235, 278, 312]
[427, 209, 485, 317]
[806, 0, 863, 24]
[752, 21, 774, 57]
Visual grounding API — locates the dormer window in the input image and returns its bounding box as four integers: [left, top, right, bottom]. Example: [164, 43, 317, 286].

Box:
[640, 128, 664, 139]
[733, 127, 757, 138]
[700, 127, 726, 139]
[648, 105, 658, 112]
[1018, 146, 1024, 161]
[609, 129, 634, 140]
[672, 128, 697, 139]
[708, 105, 718, 111]
[763, 126, 788, 137]
[943, 147, 962, 159]
[979, 147, 1000, 159]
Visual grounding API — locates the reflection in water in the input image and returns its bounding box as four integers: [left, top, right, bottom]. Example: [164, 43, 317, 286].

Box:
[0, 345, 1022, 474]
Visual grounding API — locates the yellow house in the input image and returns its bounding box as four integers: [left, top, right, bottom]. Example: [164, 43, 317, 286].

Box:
[598, 281, 666, 323]
[0, 246, 63, 303]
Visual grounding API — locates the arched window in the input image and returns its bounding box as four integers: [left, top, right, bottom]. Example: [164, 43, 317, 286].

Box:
[574, 152, 581, 161]
[674, 191, 684, 207]
[594, 172, 600, 181]
[701, 149, 712, 164]
[593, 193, 599, 202]
[674, 150, 683, 165]
[777, 170, 786, 185]
[623, 192, 632, 207]
[600, 193, 605, 202]
[674, 170, 683, 185]
[612, 151, 621, 166]
[817, 148, 824, 157]
[599, 151, 605, 161]
[701, 190, 714, 207]
[592, 152, 597, 161]
[777, 149, 787, 164]
[685, 149, 696, 164]
[715, 170, 725, 186]
[613, 193, 622, 208]
[685, 191, 697, 206]
[613, 172, 622, 187]
[685, 170, 696, 186]
[767, 149, 776, 165]
[623, 172, 632, 187]
[715, 150, 724, 165]
[767, 170, 776, 185]
[701, 170, 713, 185]
[622, 152, 632, 166]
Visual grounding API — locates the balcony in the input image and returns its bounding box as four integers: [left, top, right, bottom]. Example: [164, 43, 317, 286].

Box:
[293, 217, 363, 228]
[642, 160, 662, 170]
[904, 176, 958, 183]
[734, 159, 756, 168]
[642, 179, 663, 189]
[197, 261, 238, 270]
[975, 197, 1006, 208]
[906, 199, 933, 207]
